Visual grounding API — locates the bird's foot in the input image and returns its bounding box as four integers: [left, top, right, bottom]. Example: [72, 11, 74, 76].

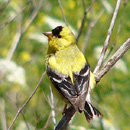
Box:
[62, 104, 68, 115]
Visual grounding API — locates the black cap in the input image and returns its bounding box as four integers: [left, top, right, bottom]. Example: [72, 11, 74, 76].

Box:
[52, 26, 63, 38]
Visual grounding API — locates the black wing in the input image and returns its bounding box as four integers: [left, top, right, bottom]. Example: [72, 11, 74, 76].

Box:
[47, 62, 90, 112]
[73, 62, 90, 111]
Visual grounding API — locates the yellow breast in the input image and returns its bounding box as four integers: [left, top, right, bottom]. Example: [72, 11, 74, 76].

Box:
[48, 44, 86, 83]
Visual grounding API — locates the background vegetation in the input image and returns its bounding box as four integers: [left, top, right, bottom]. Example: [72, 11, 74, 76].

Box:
[0, 0, 130, 129]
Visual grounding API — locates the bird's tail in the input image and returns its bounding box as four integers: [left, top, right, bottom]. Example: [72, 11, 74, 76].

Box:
[84, 101, 103, 122]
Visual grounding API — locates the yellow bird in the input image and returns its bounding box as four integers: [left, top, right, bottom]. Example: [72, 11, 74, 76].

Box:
[44, 26, 103, 122]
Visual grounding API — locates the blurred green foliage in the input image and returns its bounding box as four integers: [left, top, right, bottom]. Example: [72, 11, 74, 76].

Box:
[0, 0, 130, 129]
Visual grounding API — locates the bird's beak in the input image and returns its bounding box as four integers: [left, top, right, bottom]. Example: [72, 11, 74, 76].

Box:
[43, 32, 53, 40]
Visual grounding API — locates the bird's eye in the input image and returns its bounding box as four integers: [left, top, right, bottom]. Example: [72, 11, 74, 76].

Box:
[52, 26, 62, 38]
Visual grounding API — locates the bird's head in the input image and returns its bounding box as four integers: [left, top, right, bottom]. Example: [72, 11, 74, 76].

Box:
[43, 26, 75, 53]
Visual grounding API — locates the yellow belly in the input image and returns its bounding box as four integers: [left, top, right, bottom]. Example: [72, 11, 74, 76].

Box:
[48, 44, 86, 83]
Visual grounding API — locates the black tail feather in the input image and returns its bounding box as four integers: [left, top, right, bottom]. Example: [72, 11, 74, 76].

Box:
[84, 102, 103, 122]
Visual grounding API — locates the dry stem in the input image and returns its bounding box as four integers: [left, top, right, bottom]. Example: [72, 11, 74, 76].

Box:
[8, 72, 46, 130]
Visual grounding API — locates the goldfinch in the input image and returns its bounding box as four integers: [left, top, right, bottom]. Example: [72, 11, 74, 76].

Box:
[44, 26, 103, 122]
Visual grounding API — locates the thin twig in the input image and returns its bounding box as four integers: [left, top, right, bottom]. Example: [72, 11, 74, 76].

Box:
[81, 0, 94, 53]
[21, 112, 30, 130]
[43, 113, 52, 130]
[82, 8, 104, 53]
[1, 99, 7, 130]
[76, 0, 87, 44]
[22, 0, 42, 33]
[0, 1, 31, 29]
[6, 32, 21, 60]
[115, 0, 127, 45]
[50, 87, 57, 129]
[15, 92, 30, 130]
[76, 0, 96, 45]
[94, 0, 121, 74]
[8, 71, 46, 130]
[6, 0, 22, 60]
[0, 0, 11, 12]
[105, 0, 128, 61]
[58, 0, 68, 26]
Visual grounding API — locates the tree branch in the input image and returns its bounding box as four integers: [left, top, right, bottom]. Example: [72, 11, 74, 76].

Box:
[94, 38, 130, 82]
[55, 106, 76, 130]
[58, 0, 68, 26]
